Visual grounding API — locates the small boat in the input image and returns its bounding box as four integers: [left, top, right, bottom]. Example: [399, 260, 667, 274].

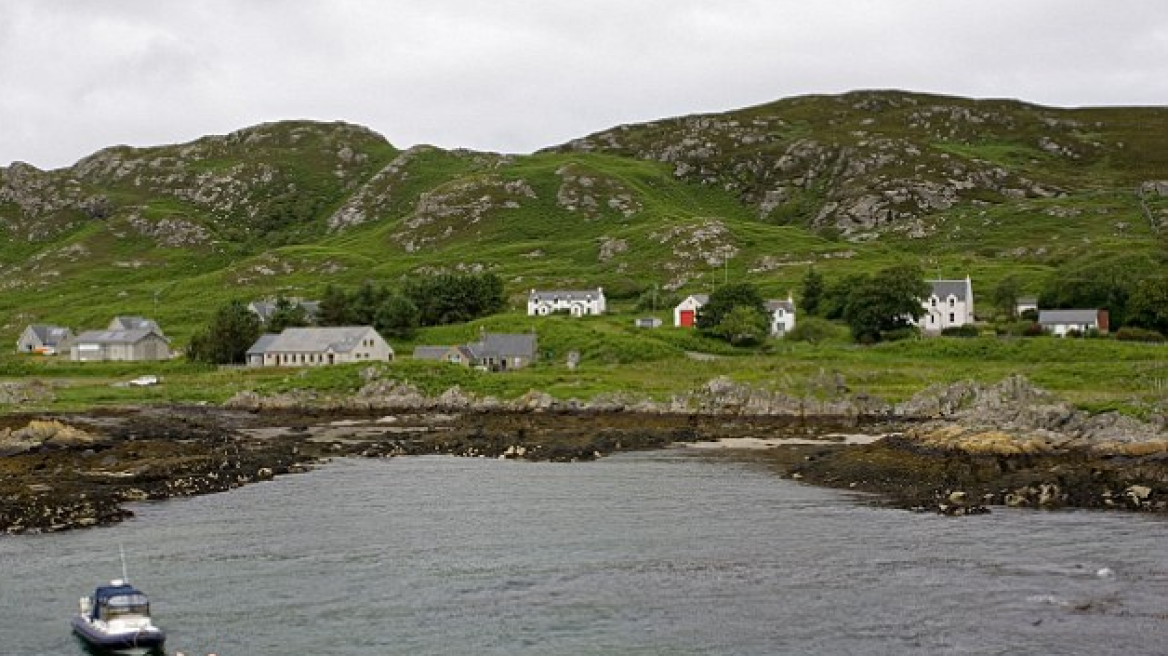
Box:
[71, 578, 166, 652]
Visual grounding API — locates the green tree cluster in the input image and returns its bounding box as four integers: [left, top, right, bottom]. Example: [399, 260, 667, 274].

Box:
[187, 300, 262, 364]
[697, 283, 770, 345]
[316, 272, 505, 339]
[820, 264, 929, 343]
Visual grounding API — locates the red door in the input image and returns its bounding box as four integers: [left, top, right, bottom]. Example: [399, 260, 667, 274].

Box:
[680, 310, 695, 327]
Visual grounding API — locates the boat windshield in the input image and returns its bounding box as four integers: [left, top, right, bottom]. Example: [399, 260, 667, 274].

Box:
[99, 594, 150, 619]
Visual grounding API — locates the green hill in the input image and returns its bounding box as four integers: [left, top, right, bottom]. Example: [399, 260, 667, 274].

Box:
[2, 90, 1167, 344]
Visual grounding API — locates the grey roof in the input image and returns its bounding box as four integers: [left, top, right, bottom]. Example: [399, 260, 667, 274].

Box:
[26, 324, 72, 345]
[75, 329, 161, 345]
[246, 334, 280, 356]
[927, 279, 971, 302]
[412, 346, 453, 360]
[476, 332, 537, 359]
[262, 326, 384, 354]
[529, 288, 603, 302]
[109, 316, 163, 335]
[1038, 309, 1100, 325]
[249, 299, 320, 322]
[765, 299, 795, 312]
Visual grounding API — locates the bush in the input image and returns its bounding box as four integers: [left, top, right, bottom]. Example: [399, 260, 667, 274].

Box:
[880, 326, 921, 342]
[940, 324, 981, 338]
[786, 317, 842, 344]
[1115, 327, 1167, 343]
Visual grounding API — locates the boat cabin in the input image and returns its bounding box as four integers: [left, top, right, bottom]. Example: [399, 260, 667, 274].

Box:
[88, 582, 151, 621]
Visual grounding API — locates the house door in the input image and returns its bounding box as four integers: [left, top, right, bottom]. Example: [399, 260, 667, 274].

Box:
[679, 310, 695, 327]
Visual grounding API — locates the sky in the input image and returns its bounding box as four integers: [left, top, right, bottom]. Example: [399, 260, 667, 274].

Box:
[2, 0, 1167, 170]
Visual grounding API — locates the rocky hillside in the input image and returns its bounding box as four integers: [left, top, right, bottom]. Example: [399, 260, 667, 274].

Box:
[1, 90, 1167, 339]
[550, 90, 1168, 240]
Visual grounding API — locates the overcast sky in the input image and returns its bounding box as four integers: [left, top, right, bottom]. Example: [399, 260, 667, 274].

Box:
[3, 0, 1167, 170]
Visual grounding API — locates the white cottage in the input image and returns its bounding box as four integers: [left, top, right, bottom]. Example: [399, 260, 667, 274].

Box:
[918, 277, 975, 333]
[527, 288, 606, 317]
[765, 297, 797, 337]
[673, 294, 709, 328]
[1038, 309, 1109, 336]
[246, 326, 393, 367]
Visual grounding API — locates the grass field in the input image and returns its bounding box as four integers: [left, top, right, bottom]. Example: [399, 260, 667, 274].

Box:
[4, 312, 1165, 418]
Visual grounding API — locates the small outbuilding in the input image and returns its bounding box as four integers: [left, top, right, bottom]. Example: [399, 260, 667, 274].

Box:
[673, 294, 709, 328]
[765, 297, 797, 337]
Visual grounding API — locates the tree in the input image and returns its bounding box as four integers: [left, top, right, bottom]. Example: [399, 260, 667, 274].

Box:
[991, 275, 1023, 320]
[349, 280, 389, 326]
[842, 264, 929, 343]
[375, 294, 420, 340]
[820, 273, 868, 321]
[268, 295, 310, 332]
[1126, 275, 1168, 335]
[403, 272, 506, 326]
[187, 300, 262, 364]
[800, 268, 824, 316]
[715, 305, 770, 346]
[317, 284, 351, 326]
[696, 283, 767, 332]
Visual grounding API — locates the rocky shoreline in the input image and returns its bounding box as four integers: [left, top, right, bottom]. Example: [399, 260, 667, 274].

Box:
[2, 374, 1166, 534]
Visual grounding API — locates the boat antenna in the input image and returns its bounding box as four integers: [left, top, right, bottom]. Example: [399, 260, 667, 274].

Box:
[120, 543, 129, 583]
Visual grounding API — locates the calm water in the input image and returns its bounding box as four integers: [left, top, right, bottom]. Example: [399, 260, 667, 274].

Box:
[2, 449, 1167, 655]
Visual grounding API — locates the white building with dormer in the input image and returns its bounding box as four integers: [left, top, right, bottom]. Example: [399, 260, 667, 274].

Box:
[527, 288, 606, 317]
[917, 277, 975, 333]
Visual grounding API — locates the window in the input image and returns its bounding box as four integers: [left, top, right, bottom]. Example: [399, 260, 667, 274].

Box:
[949, 298, 955, 308]
[949, 313, 955, 323]
[930, 298, 937, 307]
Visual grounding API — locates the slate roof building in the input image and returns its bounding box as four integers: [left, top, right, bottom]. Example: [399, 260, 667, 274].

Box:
[527, 288, 605, 316]
[108, 316, 165, 337]
[1038, 309, 1109, 336]
[16, 324, 74, 354]
[247, 299, 320, 325]
[413, 332, 538, 371]
[916, 277, 975, 333]
[70, 329, 171, 362]
[246, 326, 393, 367]
[765, 297, 797, 337]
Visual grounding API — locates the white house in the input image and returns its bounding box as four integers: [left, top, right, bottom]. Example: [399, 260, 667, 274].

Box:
[673, 294, 709, 328]
[246, 326, 393, 367]
[918, 277, 975, 333]
[765, 297, 797, 337]
[1038, 309, 1109, 336]
[108, 316, 165, 338]
[527, 288, 606, 316]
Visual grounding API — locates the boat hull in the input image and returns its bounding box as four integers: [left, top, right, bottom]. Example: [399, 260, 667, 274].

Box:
[71, 616, 166, 651]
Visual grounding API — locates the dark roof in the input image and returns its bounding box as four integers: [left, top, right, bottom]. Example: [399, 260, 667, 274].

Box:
[261, 326, 386, 354]
[109, 316, 163, 334]
[1038, 309, 1100, 324]
[476, 332, 537, 359]
[26, 324, 72, 345]
[765, 299, 795, 313]
[928, 279, 971, 302]
[75, 329, 163, 345]
[246, 333, 280, 356]
[412, 346, 453, 360]
[529, 289, 603, 302]
[249, 299, 320, 322]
